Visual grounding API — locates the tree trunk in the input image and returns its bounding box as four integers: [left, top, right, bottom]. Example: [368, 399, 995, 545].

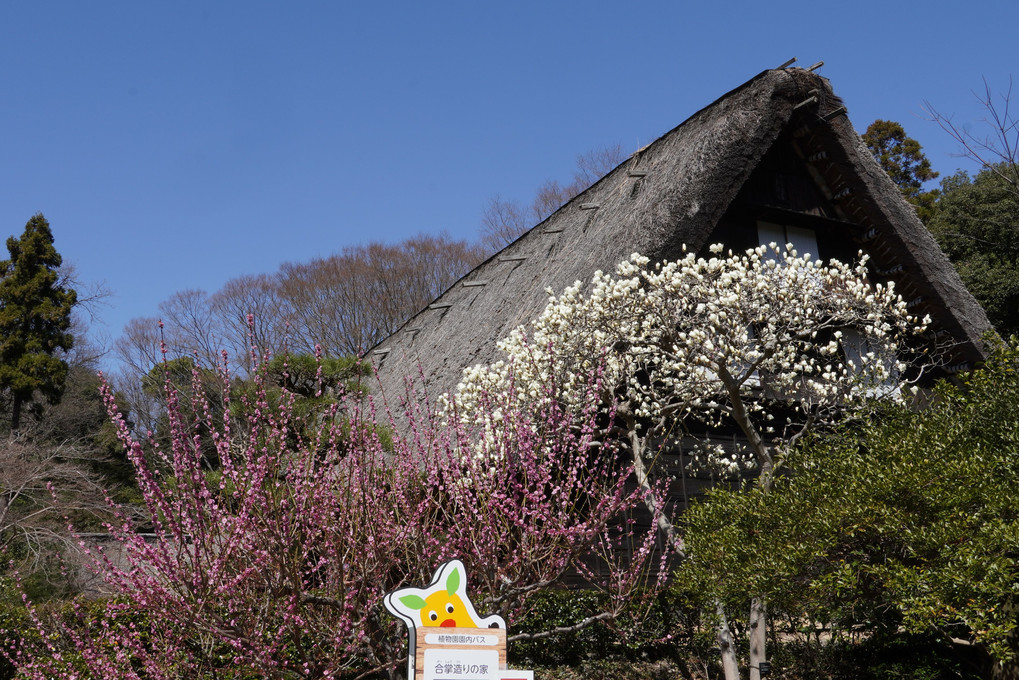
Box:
[626, 414, 747, 679]
[716, 602, 742, 680]
[627, 420, 742, 679]
[718, 370, 778, 680]
[749, 597, 767, 680]
[627, 427, 686, 559]
[10, 392, 22, 432]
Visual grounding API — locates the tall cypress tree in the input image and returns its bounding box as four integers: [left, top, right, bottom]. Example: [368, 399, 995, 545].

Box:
[0, 214, 77, 431]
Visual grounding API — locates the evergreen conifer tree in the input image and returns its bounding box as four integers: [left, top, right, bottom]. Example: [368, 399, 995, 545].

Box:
[863, 120, 940, 221]
[0, 214, 77, 431]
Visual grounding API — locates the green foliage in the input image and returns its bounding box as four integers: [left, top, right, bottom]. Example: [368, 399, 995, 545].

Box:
[134, 352, 380, 483]
[678, 338, 1019, 664]
[256, 353, 370, 423]
[229, 353, 385, 452]
[510, 590, 620, 667]
[863, 120, 940, 221]
[2, 586, 977, 680]
[41, 365, 136, 493]
[142, 356, 226, 467]
[527, 659, 685, 680]
[927, 166, 1019, 336]
[771, 632, 984, 680]
[509, 587, 705, 669]
[0, 214, 77, 430]
[262, 353, 368, 397]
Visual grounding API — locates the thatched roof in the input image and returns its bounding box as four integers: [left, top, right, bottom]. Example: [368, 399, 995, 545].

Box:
[368, 66, 992, 406]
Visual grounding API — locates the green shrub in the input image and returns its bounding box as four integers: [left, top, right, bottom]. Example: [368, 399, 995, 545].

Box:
[508, 585, 705, 669]
[769, 632, 986, 680]
[530, 659, 686, 680]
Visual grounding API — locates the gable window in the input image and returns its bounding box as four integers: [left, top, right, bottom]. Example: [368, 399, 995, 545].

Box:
[840, 327, 900, 394]
[756, 221, 818, 260]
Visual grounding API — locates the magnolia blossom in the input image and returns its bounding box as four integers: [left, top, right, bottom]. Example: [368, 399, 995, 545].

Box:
[449, 244, 927, 473]
[446, 244, 928, 680]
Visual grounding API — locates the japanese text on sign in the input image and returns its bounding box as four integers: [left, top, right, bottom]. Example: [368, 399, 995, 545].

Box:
[424, 633, 498, 646]
[423, 648, 498, 680]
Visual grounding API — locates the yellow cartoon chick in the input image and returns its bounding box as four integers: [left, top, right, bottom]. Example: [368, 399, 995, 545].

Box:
[419, 587, 476, 627]
[384, 559, 505, 630]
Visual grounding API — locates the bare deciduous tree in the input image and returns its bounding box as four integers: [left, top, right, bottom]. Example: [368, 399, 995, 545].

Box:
[479, 144, 627, 253]
[111, 233, 484, 430]
[0, 430, 109, 583]
[112, 317, 166, 435]
[925, 77, 1019, 196]
[211, 272, 292, 369]
[278, 234, 484, 356]
[479, 195, 529, 252]
[156, 289, 226, 369]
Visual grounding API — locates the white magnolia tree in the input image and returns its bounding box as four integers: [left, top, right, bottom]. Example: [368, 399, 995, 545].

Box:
[447, 244, 928, 680]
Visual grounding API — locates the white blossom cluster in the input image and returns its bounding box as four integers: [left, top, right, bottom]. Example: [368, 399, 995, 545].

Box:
[446, 244, 927, 466]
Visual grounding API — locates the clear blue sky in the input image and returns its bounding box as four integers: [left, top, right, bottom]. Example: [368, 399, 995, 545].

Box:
[1, 1, 1015, 364]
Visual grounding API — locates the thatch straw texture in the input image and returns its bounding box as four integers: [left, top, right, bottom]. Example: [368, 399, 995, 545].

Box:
[368, 67, 991, 408]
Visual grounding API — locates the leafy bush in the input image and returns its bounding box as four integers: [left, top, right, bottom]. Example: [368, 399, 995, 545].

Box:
[771, 632, 986, 680]
[509, 585, 706, 669]
[529, 659, 686, 680]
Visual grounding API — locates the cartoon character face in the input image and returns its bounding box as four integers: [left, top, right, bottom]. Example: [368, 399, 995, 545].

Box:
[384, 559, 505, 632]
[419, 589, 475, 628]
[384, 560, 508, 680]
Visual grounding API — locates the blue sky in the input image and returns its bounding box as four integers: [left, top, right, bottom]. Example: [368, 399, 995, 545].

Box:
[1, 1, 1015, 364]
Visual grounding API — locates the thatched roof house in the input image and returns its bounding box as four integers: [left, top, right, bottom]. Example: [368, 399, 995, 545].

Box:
[368, 66, 991, 407]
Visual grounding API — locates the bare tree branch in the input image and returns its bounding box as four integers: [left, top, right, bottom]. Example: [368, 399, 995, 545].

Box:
[925, 77, 1019, 195]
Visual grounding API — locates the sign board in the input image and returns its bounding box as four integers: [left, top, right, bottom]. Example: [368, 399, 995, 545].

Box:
[417, 628, 504, 680]
[383, 560, 533, 680]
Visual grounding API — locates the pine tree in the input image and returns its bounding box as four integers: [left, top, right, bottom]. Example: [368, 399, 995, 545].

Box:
[863, 120, 940, 221]
[0, 214, 77, 431]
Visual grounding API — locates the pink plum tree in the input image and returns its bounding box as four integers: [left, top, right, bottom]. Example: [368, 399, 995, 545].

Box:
[5, 346, 662, 679]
